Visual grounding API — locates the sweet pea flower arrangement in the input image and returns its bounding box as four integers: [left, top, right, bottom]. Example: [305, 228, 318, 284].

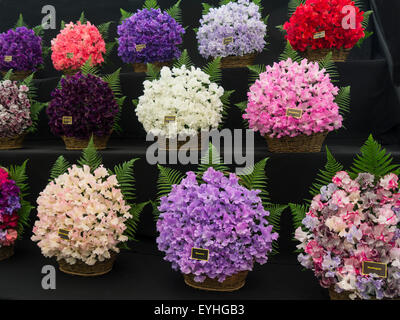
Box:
[291, 136, 400, 299]
[118, 0, 185, 65]
[32, 139, 147, 271]
[238, 44, 351, 143]
[0, 161, 33, 260]
[0, 26, 43, 73]
[283, 0, 372, 52]
[51, 20, 106, 72]
[197, 0, 268, 59]
[155, 144, 285, 290]
[135, 51, 232, 139]
[46, 65, 125, 148]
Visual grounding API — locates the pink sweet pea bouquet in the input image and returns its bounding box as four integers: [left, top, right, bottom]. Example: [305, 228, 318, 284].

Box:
[295, 170, 400, 299]
[51, 21, 106, 71]
[243, 58, 343, 138]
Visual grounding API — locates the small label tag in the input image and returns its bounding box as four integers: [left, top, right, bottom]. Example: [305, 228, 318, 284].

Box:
[313, 31, 326, 39]
[286, 108, 303, 119]
[66, 52, 74, 59]
[4, 56, 12, 62]
[164, 115, 176, 124]
[223, 36, 233, 45]
[191, 248, 209, 261]
[58, 229, 70, 240]
[62, 116, 73, 125]
[362, 261, 387, 278]
[136, 44, 146, 52]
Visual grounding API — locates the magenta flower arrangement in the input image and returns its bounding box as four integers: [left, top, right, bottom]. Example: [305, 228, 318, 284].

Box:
[46, 72, 119, 139]
[117, 7, 185, 65]
[156, 167, 278, 283]
[243, 58, 343, 138]
[0, 27, 43, 72]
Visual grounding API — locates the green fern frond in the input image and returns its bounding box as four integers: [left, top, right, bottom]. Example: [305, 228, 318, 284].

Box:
[26, 101, 46, 134]
[309, 146, 343, 198]
[203, 57, 222, 84]
[105, 41, 116, 58]
[349, 135, 400, 179]
[14, 14, 27, 28]
[173, 49, 193, 69]
[120, 8, 134, 23]
[145, 63, 161, 80]
[356, 10, 373, 48]
[2, 69, 13, 80]
[77, 137, 103, 171]
[247, 64, 265, 86]
[22, 73, 38, 100]
[219, 90, 234, 127]
[289, 203, 309, 230]
[197, 142, 230, 175]
[113, 96, 126, 134]
[16, 199, 33, 239]
[49, 156, 71, 181]
[219, 0, 232, 6]
[79, 12, 86, 24]
[265, 204, 287, 255]
[97, 21, 113, 41]
[33, 24, 44, 37]
[235, 101, 249, 128]
[111, 159, 138, 203]
[353, 0, 365, 10]
[279, 41, 303, 63]
[288, 0, 305, 17]
[132, 99, 139, 108]
[252, 0, 264, 13]
[80, 56, 100, 76]
[318, 52, 339, 82]
[8, 160, 29, 197]
[125, 201, 149, 240]
[202, 3, 214, 16]
[166, 0, 182, 24]
[143, 0, 159, 10]
[102, 68, 122, 97]
[238, 158, 270, 205]
[335, 86, 351, 116]
[156, 164, 185, 207]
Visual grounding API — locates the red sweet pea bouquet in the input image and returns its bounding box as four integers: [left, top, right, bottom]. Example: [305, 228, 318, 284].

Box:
[283, 0, 365, 52]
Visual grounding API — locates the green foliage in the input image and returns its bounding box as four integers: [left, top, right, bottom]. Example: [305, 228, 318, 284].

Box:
[102, 68, 122, 97]
[26, 101, 46, 134]
[2, 69, 13, 80]
[219, 0, 232, 5]
[143, 0, 159, 10]
[247, 64, 266, 86]
[238, 158, 270, 205]
[308, 147, 343, 198]
[349, 135, 400, 179]
[21, 73, 38, 100]
[219, 90, 234, 128]
[202, 3, 213, 16]
[196, 142, 230, 176]
[132, 99, 139, 108]
[288, 0, 305, 17]
[289, 203, 308, 231]
[14, 14, 27, 28]
[145, 63, 161, 80]
[79, 12, 87, 24]
[113, 96, 126, 134]
[318, 52, 339, 82]
[120, 8, 134, 23]
[125, 201, 149, 240]
[234, 101, 249, 128]
[49, 156, 71, 181]
[265, 204, 287, 254]
[60, 20, 66, 30]
[203, 57, 222, 84]
[356, 10, 373, 48]
[166, 0, 183, 24]
[77, 137, 103, 171]
[97, 21, 113, 41]
[353, 0, 365, 10]
[173, 49, 193, 69]
[279, 41, 303, 63]
[335, 86, 351, 116]
[80, 56, 100, 76]
[110, 159, 138, 203]
[252, 0, 264, 13]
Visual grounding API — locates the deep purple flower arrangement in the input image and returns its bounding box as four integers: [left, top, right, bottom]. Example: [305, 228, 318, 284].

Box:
[0, 27, 43, 72]
[117, 8, 185, 65]
[47, 72, 119, 140]
[156, 167, 278, 284]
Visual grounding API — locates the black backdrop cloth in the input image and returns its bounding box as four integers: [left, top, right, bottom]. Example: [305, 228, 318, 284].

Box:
[0, 0, 399, 300]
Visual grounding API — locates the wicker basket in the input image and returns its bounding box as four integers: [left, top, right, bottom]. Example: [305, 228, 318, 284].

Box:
[329, 287, 400, 300]
[157, 134, 206, 151]
[220, 53, 257, 69]
[265, 132, 328, 153]
[63, 69, 79, 76]
[0, 134, 25, 150]
[1, 70, 32, 81]
[0, 245, 14, 261]
[58, 252, 117, 277]
[133, 61, 172, 73]
[301, 47, 351, 62]
[62, 134, 111, 150]
[184, 271, 248, 292]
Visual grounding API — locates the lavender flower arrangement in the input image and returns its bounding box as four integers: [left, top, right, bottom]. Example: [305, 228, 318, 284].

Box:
[117, 8, 185, 64]
[197, 0, 267, 59]
[0, 27, 43, 72]
[47, 72, 119, 139]
[157, 167, 278, 283]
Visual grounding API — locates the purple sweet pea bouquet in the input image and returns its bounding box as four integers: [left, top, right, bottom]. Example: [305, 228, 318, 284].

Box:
[156, 167, 278, 283]
[0, 27, 43, 72]
[197, 0, 267, 59]
[117, 8, 185, 64]
[46, 72, 119, 139]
